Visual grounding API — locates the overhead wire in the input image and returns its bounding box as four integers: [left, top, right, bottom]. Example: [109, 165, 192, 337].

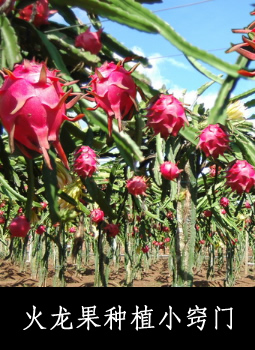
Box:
[148, 48, 228, 60]
[45, 0, 225, 61]
[152, 0, 214, 13]
[46, 0, 215, 32]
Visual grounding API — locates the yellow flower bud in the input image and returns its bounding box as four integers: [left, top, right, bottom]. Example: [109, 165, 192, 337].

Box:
[55, 158, 73, 189]
[58, 178, 83, 210]
[227, 100, 246, 121]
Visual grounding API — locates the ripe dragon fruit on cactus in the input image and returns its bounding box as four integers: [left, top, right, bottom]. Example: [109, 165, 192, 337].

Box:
[203, 210, 212, 218]
[90, 208, 104, 223]
[126, 176, 148, 196]
[146, 94, 189, 139]
[209, 164, 222, 177]
[75, 27, 103, 55]
[141, 245, 149, 254]
[0, 59, 84, 170]
[220, 197, 229, 208]
[18, 0, 57, 27]
[197, 124, 230, 159]
[9, 215, 31, 238]
[73, 146, 98, 178]
[226, 160, 255, 194]
[103, 223, 120, 238]
[87, 60, 138, 137]
[160, 161, 182, 181]
[36, 225, 46, 235]
[244, 201, 251, 209]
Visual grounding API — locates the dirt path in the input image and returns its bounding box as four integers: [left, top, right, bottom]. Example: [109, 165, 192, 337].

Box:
[1, 257, 255, 287]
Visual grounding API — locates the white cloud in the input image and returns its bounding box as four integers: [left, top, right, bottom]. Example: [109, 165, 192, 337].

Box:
[197, 93, 218, 110]
[131, 46, 190, 92]
[130, 46, 217, 110]
[165, 88, 218, 114]
[131, 47, 170, 90]
[165, 57, 190, 70]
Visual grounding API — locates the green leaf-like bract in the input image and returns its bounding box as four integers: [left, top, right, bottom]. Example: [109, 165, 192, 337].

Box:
[0, 14, 22, 69]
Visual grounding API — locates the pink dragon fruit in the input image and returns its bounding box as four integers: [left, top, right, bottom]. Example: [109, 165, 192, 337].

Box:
[209, 164, 222, 177]
[126, 176, 148, 196]
[88, 60, 137, 137]
[69, 226, 77, 233]
[220, 197, 229, 208]
[244, 200, 251, 209]
[9, 215, 31, 237]
[198, 124, 230, 159]
[40, 201, 48, 210]
[146, 94, 189, 139]
[103, 223, 120, 238]
[160, 161, 182, 181]
[0, 59, 84, 170]
[36, 225, 46, 235]
[73, 146, 98, 178]
[18, 0, 57, 27]
[203, 210, 212, 218]
[90, 208, 104, 223]
[75, 27, 103, 55]
[0, 217, 5, 224]
[141, 245, 149, 253]
[226, 160, 255, 194]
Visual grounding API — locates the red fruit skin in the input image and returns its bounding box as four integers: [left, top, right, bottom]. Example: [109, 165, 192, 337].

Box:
[103, 223, 120, 237]
[40, 202, 48, 209]
[18, 0, 56, 27]
[198, 124, 230, 159]
[160, 161, 182, 181]
[75, 27, 102, 55]
[166, 211, 174, 219]
[9, 215, 31, 237]
[209, 165, 222, 177]
[203, 210, 212, 217]
[90, 61, 137, 136]
[73, 146, 98, 178]
[126, 176, 148, 196]
[0, 217, 5, 224]
[69, 226, 77, 233]
[244, 201, 251, 209]
[36, 225, 46, 235]
[220, 197, 229, 208]
[226, 160, 255, 194]
[90, 209, 104, 223]
[141, 245, 149, 253]
[0, 59, 83, 170]
[0, 0, 15, 13]
[146, 94, 189, 139]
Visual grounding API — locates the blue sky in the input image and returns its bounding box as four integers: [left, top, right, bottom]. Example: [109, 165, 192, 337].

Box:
[52, 0, 255, 111]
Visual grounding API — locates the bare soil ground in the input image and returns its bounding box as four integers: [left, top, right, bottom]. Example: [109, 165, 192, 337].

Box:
[0, 256, 255, 287]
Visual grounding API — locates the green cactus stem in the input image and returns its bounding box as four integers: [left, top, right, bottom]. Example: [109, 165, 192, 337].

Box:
[172, 152, 197, 287]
